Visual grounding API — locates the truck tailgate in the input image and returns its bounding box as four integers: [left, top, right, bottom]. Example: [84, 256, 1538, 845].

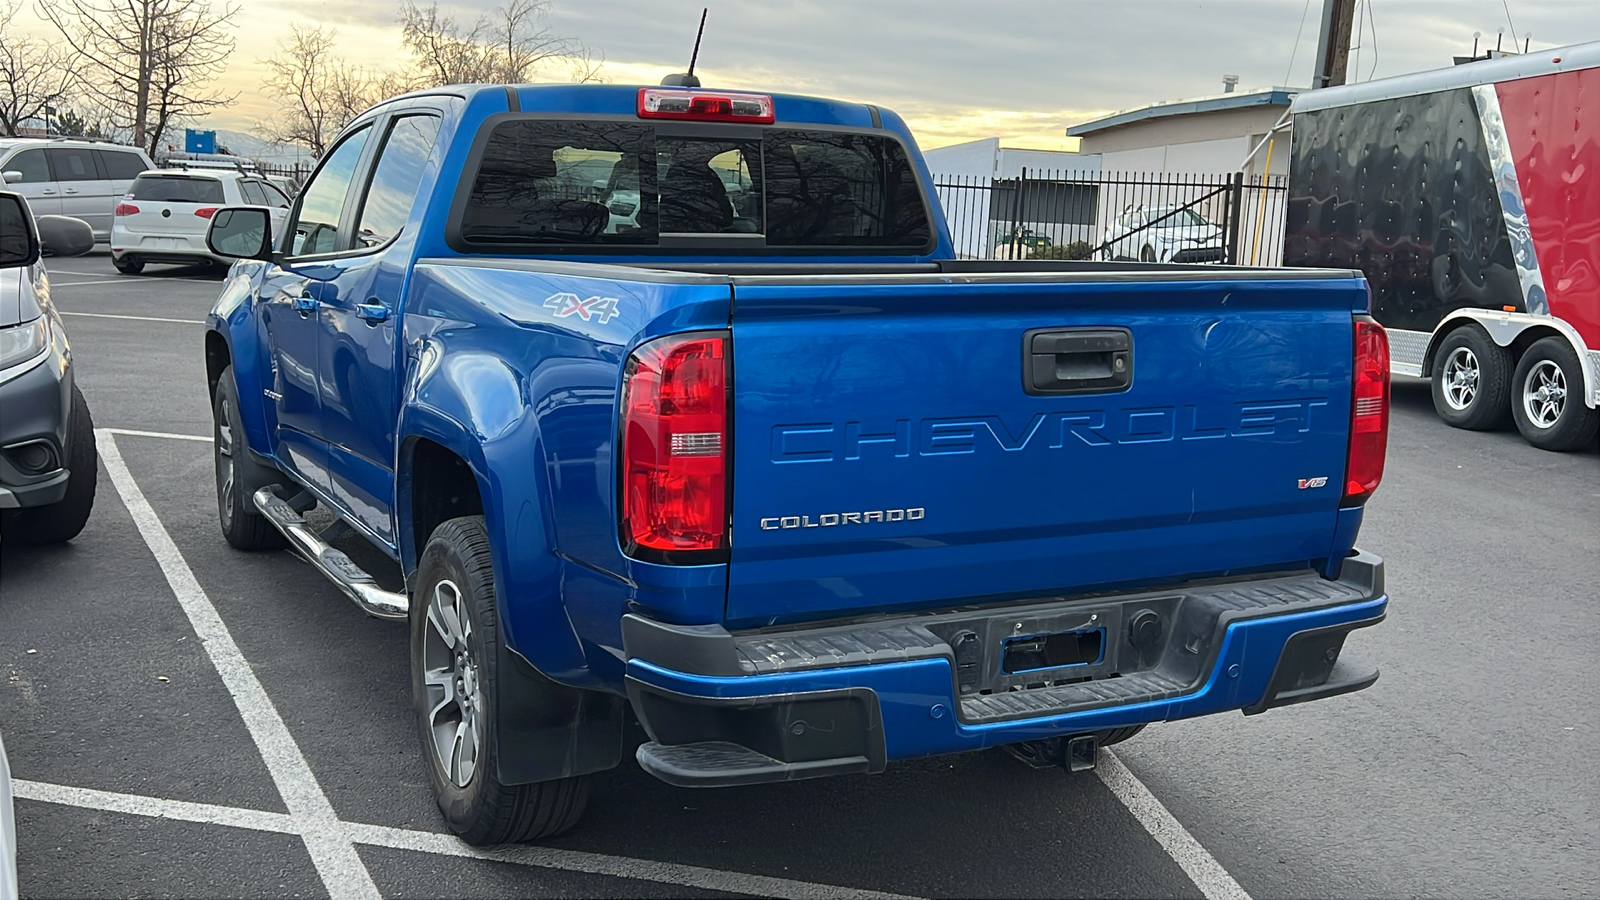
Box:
[726, 273, 1363, 625]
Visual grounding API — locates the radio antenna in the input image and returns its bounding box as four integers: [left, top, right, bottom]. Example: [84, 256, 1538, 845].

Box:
[687, 8, 708, 79]
[660, 8, 709, 87]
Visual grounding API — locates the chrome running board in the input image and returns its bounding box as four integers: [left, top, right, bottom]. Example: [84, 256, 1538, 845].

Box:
[252, 487, 409, 620]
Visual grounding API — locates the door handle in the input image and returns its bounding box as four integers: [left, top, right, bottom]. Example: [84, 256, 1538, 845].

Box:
[1024, 327, 1133, 395]
[294, 292, 320, 315]
[63, 188, 79, 195]
[40, 189, 56, 195]
[355, 301, 390, 325]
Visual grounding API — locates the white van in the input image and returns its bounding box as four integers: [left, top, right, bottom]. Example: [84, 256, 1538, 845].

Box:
[0, 139, 155, 243]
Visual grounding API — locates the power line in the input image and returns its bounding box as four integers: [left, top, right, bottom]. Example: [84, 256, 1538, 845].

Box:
[1501, 0, 1519, 46]
[1283, 0, 1315, 87]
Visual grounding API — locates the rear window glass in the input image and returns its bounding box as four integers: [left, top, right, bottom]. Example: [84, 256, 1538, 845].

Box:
[458, 119, 931, 250]
[128, 175, 225, 203]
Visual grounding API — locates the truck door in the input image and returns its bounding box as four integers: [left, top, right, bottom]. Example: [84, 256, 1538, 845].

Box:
[314, 111, 442, 546]
[259, 123, 375, 494]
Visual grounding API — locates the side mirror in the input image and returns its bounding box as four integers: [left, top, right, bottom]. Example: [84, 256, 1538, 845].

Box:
[0, 192, 41, 268]
[36, 215, 96, 257]
[206, 206, 273, 260]
[0, 171, 22, 184]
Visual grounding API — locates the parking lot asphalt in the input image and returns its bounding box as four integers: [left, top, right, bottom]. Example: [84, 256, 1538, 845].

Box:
[2, 251, 1596, 899]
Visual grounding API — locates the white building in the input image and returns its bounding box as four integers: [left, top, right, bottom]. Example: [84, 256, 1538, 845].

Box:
[923, 138, 1102, 258]
[1066, 87, 1299, 265]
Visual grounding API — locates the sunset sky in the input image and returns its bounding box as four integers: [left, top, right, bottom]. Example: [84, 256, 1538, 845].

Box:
[8, 0, 1597, 152]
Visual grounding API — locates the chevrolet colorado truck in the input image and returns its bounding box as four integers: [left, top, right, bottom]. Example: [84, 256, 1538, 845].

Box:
[200, 82, 1392, 845]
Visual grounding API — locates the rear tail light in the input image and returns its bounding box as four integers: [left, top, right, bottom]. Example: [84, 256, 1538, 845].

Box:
[194, 207, 218, 219]
[114, 203, 138, 216]
[1343, 316, 1389, 505]
[621, 331, 730, 559]
[638, 88, 775, 124]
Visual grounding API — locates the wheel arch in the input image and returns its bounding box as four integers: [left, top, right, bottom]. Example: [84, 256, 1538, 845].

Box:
[398, 421, 625, 786]
[1422, 311, 1597, 409]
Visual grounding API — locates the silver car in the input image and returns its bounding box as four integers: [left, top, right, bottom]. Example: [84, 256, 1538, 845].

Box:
[0, 191, 97, 545]
[0, 139, 154, 243]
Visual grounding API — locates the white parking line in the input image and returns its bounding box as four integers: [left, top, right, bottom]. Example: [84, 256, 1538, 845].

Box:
[104, 427, 211, 442]
[13, 779, 917, 900]
[60, 311, 204, 324]
[96, 427, 1249, 900]
[1098, 749, 1252, 900]
[99, 430, 382, 900]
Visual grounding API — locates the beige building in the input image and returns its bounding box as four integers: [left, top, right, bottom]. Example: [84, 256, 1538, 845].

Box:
[1067, 88, 1296, 179]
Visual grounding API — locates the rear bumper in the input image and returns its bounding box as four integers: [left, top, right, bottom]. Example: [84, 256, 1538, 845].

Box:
[110, 228, 222, 264]
[623, 552, 1386, 783]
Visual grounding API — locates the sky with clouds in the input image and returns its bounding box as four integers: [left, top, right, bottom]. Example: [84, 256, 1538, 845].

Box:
[10, 0, 1598, 151]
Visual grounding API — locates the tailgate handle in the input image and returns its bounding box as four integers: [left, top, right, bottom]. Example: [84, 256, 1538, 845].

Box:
[1024, 327, 1132, 395]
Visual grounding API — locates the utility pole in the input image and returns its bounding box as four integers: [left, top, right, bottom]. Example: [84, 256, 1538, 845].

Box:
[1311, 0, 1358, 88]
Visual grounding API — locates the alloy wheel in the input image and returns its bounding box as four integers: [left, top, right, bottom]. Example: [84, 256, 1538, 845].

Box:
[216, 397, 235, 520]
[1522, 360, 1566, 429]
[422, 578, 482, 787]
[1442, 347, 1481, 411]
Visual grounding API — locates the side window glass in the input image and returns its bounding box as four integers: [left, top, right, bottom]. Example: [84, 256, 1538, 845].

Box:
[4, 149, 50, 183]
[97, 150, 148, 180]
[46, 148, 98, 182]
[262, 183, 292, 208]
[288, 125, 372, 257]
[354, 114, 442, 248]
[238, 180, 267, 205]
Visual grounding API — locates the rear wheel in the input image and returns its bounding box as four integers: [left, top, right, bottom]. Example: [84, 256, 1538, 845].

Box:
[1511, 337, 1599, 451]
[1430, 325, 1512, 430]
[412, 516, 590, 845]
[1, 385, 97, 545]
[113, 256, 143, 275]
[213, 366, 285, 550]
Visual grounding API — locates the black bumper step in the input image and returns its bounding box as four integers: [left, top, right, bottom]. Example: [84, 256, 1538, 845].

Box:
[635, 741, 873, 788]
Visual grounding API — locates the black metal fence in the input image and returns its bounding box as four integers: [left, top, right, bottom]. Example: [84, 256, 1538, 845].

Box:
[932, 168, 1289, 266]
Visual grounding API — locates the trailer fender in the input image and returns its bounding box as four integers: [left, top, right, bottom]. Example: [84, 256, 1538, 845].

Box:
[1424, 310, 1599, 408]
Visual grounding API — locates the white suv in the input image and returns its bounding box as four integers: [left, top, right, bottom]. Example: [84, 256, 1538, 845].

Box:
[110, 169, 291, 274]
[0, 139, 154, 243]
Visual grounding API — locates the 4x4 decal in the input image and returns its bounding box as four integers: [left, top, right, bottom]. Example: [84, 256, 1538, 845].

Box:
[544, 292, 620, 324]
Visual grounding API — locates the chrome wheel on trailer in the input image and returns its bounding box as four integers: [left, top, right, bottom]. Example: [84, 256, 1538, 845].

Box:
[1441, 347, 1480, 411]
[1521, 359, 1566, 429]
[1509, 337, 1600, 451]
[1430, 325, 1511, 431]
[422, 578, 483, 788]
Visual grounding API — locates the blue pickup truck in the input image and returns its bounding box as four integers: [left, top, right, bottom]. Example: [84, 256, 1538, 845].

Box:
[201, 82, 1393, 844]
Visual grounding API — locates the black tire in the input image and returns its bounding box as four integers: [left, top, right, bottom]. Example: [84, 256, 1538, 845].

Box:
[1510, 337, 1600, 451]
[113, 256, 143, 275]
[412, 516, 590, 845]
[1139, 245, 1157, 263]
[213, 365, 285, 550]
[1001, 724, 1147, 769]
[1, 385, 97, 545]
[1430, 324, 1512, 430]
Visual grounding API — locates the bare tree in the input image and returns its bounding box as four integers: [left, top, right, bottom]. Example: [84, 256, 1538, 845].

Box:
[399, 0, 599, 87]
[0, 1, 78, 136]
[259, 25, 390, 157]
[39, 0, 239, 155]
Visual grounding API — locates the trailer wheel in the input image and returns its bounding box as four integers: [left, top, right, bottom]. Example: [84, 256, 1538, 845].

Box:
[1430, 325, 1512, 430]
[1139, 245, 1156, 263]
[412, 516, 590, 845]
[1511, 337, 1600, 451]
